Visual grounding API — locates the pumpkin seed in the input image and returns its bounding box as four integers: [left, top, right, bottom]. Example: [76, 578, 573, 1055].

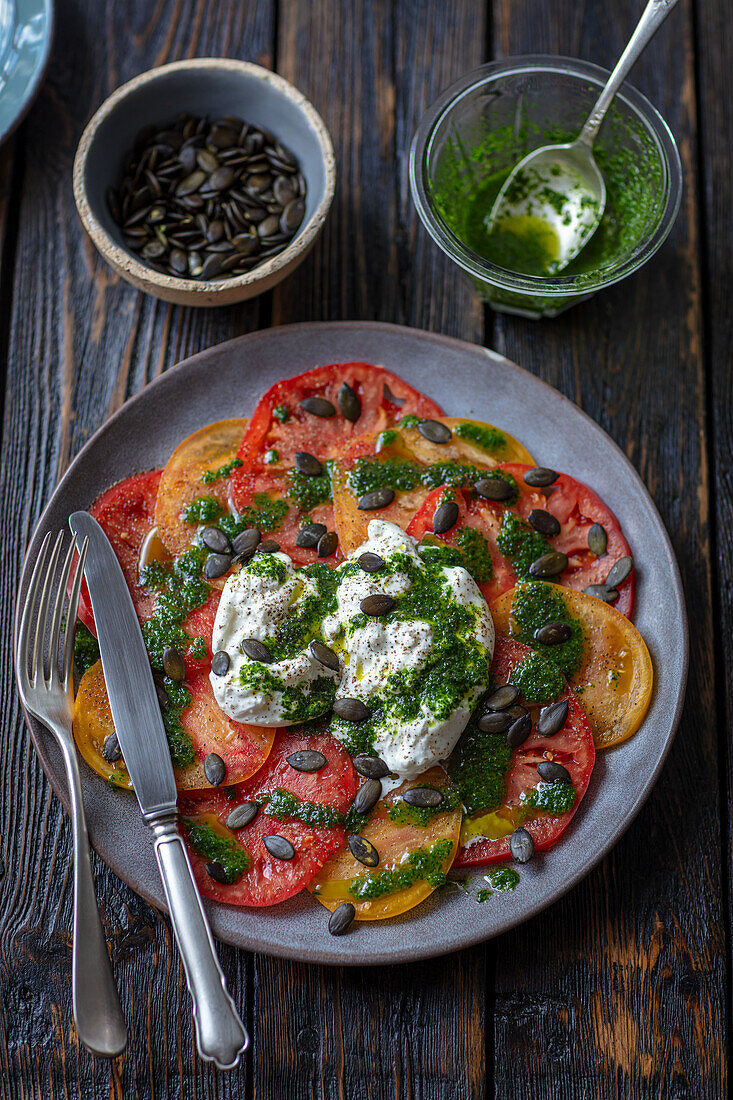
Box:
[403, 787, 443, 808]
[474, 476, 514, 502]
[359, 552, 386, 572]
[352, 754, 390, 779]
[528, 508, 561, 537]
[257, 539, 280, 554]
[333, 697, 371, 722]
[317, 531, 338, 557]
[328, 902, 356, 936]
[507, 713, 532, 748]
[337, 381, 361, 421]
[240, 638, 273, 663]
[226, 802, 259, 830]
[202, 526, 231, 554]
[204, 752, 226, 787]
[232, 528, 261, 555]
[352, 779, 382, 815]
[309, 640, 340, 672]
[102, 732, 122, 764]
[510, 826, 535, 864]
[287, 750, 327, 773]
[537, 699, 569, 737]
[478, 710, 512, 734]
[588, 522, 607, 556]
[206, 861, 231, 884]
[204, 553, 231, 579]
[583, 584, 620, 603]
[534, 621, 573, 645]
[263, 835, 296, 861]
[529, 550, 569, 578]
[418, 419, 452, 444]
[605, 555, 633, 588]
[294, 451, 323, 476]
[484, 684, 520, 711]
[358, 488, 395, 510]
[537, 760, 572, 784]
[299, 395, 335, 418]
[523, 467, 558, 488]
[211, 650, 230, 677]
[360, 594, 396, 616]
[433, 501, 459, 534]
[162, 645, 186, 682]
[295, 522, 327, 549]
[348, 835, 380, 868]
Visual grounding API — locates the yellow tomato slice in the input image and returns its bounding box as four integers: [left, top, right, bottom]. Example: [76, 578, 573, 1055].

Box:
[155, 418, 247, 556]
[72, 660, 275, 790]
[307, 766, 462, 920]
[491, 583, 653, 749]
[332, 417, 535, 555]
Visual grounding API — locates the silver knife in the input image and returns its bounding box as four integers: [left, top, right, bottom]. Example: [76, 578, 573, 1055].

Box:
[69, 511, 248, 1070]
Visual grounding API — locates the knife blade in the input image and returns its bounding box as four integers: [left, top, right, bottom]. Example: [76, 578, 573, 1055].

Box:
[69, 510, 249, 1068]
[69, 511, 176, 817]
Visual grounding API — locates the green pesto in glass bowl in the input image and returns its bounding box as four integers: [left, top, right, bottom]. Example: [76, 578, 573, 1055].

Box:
[409, 57, 682, 319]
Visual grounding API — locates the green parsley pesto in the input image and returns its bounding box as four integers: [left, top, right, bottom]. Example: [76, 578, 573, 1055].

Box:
[247, 560, 339, 662]
[238, 663, 337, 723]
[453, 420, 507, 455]
[262, 789, 344, 828]
[510, 651, 564, 704]
[521, 779, 576, 815]
[495, 510, 551, 579]
[181, 492, 289, 535]
[484, 866, 520, 891]
[183, 820, 251, 884]
[287, 460, 333, 513]
[273, 404, 290, 422]
[449, 712, 512, 815]
[348, 839, 454, 900]
[510, 581, 585, 680]
[454, 526, 494, 584]
[387, 785, 461, 827]
[348, 456, 517, 498]
[200, 457, 243, 486]
[476, 888, 493, 903]
[73, 620, 100, 676]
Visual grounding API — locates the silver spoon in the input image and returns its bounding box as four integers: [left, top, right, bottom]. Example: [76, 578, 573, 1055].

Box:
[486, 0, 680, 274]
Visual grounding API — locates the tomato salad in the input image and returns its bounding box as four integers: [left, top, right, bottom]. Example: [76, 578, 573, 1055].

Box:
[71, 362, 652, 935]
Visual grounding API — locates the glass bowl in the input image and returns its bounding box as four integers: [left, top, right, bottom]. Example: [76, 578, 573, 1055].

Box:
[409, 56, 682, 319]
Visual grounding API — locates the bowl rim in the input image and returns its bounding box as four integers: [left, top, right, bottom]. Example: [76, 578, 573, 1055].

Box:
[409, 55, 683, 296]
[72, 57, 336, 297]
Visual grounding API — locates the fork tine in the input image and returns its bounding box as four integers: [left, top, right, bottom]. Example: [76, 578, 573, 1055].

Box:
[17, 532, 53, 692]
[62, 537, 88, 690]
[31, 531, 64, 687]
[46, 535, 78, 688]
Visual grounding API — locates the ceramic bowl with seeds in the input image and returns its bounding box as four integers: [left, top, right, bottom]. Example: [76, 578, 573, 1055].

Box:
[73, 59, 335, 306]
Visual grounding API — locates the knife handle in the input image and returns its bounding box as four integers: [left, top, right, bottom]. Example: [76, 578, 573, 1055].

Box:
[148, 814, 249, 1069]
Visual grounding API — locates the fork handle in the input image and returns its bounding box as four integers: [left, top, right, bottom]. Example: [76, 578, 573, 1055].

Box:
[60, 738, 128, 1057]
[148, 813, 248, 1069]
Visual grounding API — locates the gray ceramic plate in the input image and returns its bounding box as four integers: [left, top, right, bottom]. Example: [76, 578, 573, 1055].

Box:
[18, 322, 687, 965]
[0, 0, 53, 145]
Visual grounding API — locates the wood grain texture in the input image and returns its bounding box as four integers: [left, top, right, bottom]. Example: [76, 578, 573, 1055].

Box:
[489, 1, 727, 1097]
[0, 1, 276, 1096]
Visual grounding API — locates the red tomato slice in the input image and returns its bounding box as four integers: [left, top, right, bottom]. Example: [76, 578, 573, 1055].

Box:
[231, 362, 444, 478]
[407, 464, 634, 617]
[78, 470, 162, 633]
[180, 730, 356, 906]
[453, 636, 595, 867]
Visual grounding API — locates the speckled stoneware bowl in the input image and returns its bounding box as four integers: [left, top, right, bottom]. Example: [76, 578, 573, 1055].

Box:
[17, 322, 688, 965]
[72, 59, 335, 306]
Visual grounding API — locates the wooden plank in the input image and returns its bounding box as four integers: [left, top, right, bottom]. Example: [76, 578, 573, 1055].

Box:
[258, 2, 488, 1098]
[695, 0, 733, 1075]
[0, 2, 276, 1096]
[488, 1, 727, 1097]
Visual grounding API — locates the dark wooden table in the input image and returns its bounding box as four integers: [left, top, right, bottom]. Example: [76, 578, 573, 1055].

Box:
[1, 1, 729, 1096]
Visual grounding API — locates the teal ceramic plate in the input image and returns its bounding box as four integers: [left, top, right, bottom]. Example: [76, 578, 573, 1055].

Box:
[0, 0, 53, 145]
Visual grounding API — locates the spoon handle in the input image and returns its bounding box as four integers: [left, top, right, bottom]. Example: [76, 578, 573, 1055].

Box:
[578, 0, 680, 148]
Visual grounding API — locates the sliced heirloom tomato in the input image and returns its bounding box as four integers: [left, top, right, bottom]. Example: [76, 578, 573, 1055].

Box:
[453, 637, 595, 867]
[406, 462, 635, 617]
[307, 766, 462, 920]
[73, 661, 275, 791]
[491, 582, 653, 749]
[228, 363, 444, 563]
[332, 417, 534, 556]
[180, 730, 356, 906]
[78, 470, 162, 633]
[155, 418, 248, 556]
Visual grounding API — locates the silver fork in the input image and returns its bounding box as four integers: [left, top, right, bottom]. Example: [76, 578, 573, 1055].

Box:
[15, 532, 127, 1058]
